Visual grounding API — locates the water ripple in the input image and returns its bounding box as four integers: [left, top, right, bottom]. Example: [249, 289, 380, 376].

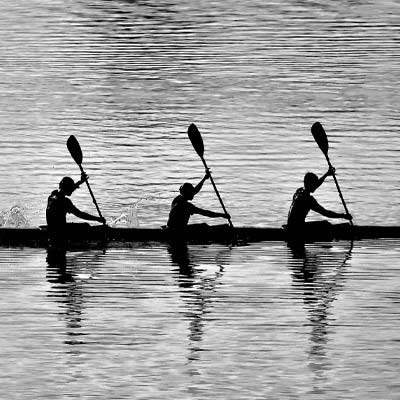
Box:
[0, 2, 400, 395]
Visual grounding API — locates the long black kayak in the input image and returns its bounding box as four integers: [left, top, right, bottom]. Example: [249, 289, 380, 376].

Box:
[1, 222, 400, 248]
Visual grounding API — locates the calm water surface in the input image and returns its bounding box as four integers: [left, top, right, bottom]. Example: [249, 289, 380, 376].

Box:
[0, 0, 399, 227]
[1, 0, 400, 398]
[1, 240, 400, 399]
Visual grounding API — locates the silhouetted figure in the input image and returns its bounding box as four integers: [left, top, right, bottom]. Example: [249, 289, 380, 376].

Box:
[46, 174, 105, 247]
[167, 170, 230, 234]
[287, 168, 352, 235]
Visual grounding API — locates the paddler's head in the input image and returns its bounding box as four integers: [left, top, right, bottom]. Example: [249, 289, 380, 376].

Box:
[59, 177, 76, 196]
[304, 172, 319, 192]
[179, 182, 195, 200]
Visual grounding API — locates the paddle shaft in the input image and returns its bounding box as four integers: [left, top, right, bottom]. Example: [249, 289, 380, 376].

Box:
[77, 163, 106, 225]
[323, 154, 353, 226]
[199, 156, 234, 229]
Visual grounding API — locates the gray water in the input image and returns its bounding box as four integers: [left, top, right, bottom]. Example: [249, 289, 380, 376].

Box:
[0, 0, 399, 227]
[1, 240, 400, 399]
[1, 1, 400, 398]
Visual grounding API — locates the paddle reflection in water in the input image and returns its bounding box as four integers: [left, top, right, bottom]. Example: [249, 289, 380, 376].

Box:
[287, 240, 353, 388]
[46, 248, 105, 347]
[168, 241, 231, 365]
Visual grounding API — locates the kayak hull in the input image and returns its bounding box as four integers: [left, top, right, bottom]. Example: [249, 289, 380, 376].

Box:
[1, 222, 400, 248]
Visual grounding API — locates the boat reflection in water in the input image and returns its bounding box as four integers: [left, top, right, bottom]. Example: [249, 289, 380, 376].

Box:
[287, 239, 353, 388]
[168, 240, 231, 366]
[46, 248, 105, 347]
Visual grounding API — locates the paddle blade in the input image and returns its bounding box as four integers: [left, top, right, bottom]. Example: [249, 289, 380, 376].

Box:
[311, 121, 329, 155]
[187, 123, 204, 158]
[67, 135, 83, 165]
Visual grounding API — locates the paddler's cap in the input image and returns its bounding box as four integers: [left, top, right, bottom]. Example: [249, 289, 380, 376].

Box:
[59, 176, 75, 192]
[179, 182, 195, 198]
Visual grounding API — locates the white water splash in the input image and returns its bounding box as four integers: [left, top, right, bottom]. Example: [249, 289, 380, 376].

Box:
[109, 194, 162, 228]
[109, 203, 140, 228]
[0, 205, 30, 227]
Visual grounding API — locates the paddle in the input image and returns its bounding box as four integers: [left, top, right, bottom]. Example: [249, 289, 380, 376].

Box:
[311, 122, 353, 226]
[67, 135, 106, 225]
[187, 123, 234, 229]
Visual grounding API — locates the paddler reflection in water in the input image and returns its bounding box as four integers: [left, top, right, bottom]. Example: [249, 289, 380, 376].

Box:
[46, 174, 105, 247]
[167, 170, 230, 234]
[287, 167, 352, 233]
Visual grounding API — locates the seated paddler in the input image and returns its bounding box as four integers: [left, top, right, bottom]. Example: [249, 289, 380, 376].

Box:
[167, 169, 230, 234]
[287, 167, 352, 233]
[46, 174, 105, 245]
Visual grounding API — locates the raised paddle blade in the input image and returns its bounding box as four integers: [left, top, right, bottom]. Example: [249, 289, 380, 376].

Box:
[311, 121, 329, 156]
[67, 135, 105, 224]
[67, 135, 83, 165]
[188, 123, 205, 158]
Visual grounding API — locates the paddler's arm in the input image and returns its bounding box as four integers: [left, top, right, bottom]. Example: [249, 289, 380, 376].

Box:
[74, 172, 89, 190]
[69, 204, 105, 224]
[316, 166, 335, 190]
[191, 205, 230, 220]
[311, 201, 352, 220]
[193, 169, 211, 195]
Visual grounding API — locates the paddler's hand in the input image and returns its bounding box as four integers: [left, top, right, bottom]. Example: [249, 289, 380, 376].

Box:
[327, 166, 336, 176]
[76, 172, 89, 188]
[80, 172, 89, 183]
[204, 169, 211, 180]
[97, 216, 106, 224]
[343, 213, 352, 221]
[223, 213, 231, 220]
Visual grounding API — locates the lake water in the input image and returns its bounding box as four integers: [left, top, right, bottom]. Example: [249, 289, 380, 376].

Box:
[0, 0, 399, 398]
[1, 240, 400, 399]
